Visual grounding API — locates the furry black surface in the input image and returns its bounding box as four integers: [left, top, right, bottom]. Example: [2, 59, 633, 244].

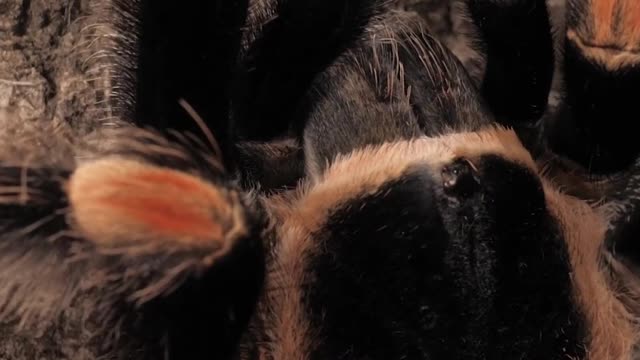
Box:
[0, 0, 639, 359]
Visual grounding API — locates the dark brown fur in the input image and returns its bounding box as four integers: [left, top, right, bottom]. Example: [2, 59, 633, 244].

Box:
[1, 0, 640, 359]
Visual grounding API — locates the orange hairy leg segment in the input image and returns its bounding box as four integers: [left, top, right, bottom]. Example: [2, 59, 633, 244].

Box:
[67, 158, 239, 248]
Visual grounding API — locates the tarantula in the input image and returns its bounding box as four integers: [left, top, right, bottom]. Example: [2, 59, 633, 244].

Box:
[0, 0, 638, 359]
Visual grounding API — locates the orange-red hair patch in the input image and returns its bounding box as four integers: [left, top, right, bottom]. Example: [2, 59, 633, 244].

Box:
[589, 0, 640, 50]
[67, 158, 244, 250]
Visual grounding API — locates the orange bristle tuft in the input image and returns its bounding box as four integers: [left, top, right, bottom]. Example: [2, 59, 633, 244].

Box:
[67, 158, 239, 249]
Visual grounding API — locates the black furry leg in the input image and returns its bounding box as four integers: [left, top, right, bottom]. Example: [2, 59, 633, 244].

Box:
[112, 0, 249, 170]
[138, 229, 265, 360]
[548, 0, 640, 174]
[0, 147, 265, 359]
[232, 0, 390, 142]
[466, 0, 555, 130]
[302, 11, 492, 176]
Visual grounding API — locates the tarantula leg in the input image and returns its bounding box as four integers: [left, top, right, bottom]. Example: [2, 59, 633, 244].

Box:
[548, 0, 640, 174]
[0, 149, 265, 358]
[465, 0, 554, 129]
[124, 0, 248, 148]
[232, 0, 390, 142]
[567, 0, 640, 58]
[63, 144, 266, 358]
[67, 158, 243, 252]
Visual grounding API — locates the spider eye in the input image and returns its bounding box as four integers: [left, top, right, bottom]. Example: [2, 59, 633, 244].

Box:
[441, 158, 479, 198]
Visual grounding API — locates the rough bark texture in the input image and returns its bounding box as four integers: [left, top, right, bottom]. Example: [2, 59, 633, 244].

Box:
[0, 0, 113, 138]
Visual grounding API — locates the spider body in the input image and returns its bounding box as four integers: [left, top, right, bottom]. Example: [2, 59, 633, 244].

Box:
[0, 0, 638, 359]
